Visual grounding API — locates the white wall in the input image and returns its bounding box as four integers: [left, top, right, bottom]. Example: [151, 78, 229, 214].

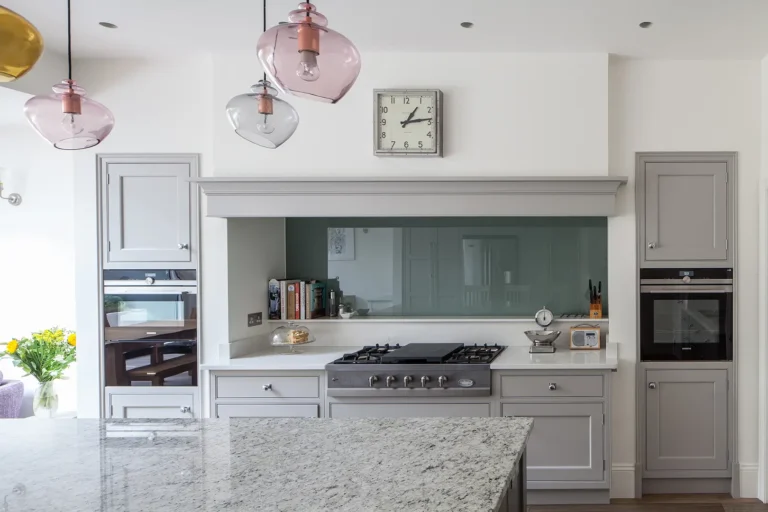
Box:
[0, 87, 77, 415]
[212, 53, 609, 176]
[609, 57, 762, 498]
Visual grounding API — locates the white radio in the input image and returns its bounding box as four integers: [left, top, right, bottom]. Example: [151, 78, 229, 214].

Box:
[569, 325, 601, 350]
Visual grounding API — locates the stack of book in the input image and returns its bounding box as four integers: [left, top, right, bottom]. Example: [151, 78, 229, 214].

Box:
[268, 279, 327, 320]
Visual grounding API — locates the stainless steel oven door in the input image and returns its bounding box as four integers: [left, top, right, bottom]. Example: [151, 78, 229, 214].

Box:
[639, 284, 733, 361]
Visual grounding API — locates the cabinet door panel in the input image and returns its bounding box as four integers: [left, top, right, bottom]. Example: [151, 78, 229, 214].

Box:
[644, 161, 727, 262]
[103, 156, 196, 265]
[502, 402, 603, 482]
[328, 402, 490, 418]
[216, 404, 319, 418]
[646, 369, 728, 471]
[109, 393, 195, 419]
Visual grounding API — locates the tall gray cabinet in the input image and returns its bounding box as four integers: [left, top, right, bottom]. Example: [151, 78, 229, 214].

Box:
[636, 152, 735, 268]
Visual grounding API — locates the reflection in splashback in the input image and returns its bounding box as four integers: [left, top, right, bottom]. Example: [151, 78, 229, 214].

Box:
[285, 217, 607, 318]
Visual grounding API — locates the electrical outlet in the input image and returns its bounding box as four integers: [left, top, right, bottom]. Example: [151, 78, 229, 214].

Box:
[247, 312, 262, 327]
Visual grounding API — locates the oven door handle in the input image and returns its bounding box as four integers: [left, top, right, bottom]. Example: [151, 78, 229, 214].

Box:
[640, 285, 732, 293]
[104, 287, 197, 295]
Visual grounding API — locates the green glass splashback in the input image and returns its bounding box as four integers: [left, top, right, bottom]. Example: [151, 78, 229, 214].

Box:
[285, 217, 607, 318]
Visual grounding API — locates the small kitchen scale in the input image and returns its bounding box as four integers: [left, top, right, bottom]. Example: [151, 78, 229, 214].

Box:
[525, 307, 561, 354]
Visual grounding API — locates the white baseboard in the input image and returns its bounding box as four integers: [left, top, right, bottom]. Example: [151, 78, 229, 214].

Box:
[611, 463, 636, 499]
[741, 463, 759, 499]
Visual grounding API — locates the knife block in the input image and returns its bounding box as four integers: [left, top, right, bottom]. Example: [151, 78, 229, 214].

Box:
[589, 303, 603, 319]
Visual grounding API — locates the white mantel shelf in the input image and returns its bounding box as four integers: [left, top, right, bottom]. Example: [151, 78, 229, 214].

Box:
[191, 176, 628, 218]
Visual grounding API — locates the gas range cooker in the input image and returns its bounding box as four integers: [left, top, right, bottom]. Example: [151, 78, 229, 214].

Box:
[325, 343, 506, 397]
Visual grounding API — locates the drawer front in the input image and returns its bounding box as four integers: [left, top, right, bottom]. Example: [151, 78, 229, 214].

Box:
[216, 404, 319, 418]
[329, 403, 491, 418]
[501, 375, 603, 398]
[216, 376, 320, 399]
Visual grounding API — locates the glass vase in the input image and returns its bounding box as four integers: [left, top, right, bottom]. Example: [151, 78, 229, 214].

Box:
[33, 381, 59, 418]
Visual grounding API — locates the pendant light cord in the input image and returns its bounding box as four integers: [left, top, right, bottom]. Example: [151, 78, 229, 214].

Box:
[262, 0, 267, 82]
[67, 0, 72, 80]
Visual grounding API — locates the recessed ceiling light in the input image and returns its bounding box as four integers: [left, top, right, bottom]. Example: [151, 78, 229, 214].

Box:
[99, 22, 118, 29]
[639, 21, 652, 29]
[460, 22, 474, 29]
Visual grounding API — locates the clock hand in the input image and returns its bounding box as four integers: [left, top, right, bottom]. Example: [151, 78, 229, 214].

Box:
[402, 106, 418, 125]
[400, 117, 432, 127]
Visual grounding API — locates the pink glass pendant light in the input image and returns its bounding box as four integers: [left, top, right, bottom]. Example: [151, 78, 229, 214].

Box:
[226, 80, 299, 148]
[24, 0, 114, 150]
[257, 2, 361, 104]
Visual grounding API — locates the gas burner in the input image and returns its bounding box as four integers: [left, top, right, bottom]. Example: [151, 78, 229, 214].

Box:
[444, 343, 504, 364]
[335, 343, 402, 364]
[330, 343, 504, 365]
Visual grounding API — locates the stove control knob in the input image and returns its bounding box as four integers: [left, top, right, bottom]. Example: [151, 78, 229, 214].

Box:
[385, 375, 396, 388]
[368, 375, 379, 387]
[438, 375, 448, 387]
[420, 376, 431, 388]
[403, 375, 413, 387]
[145, 277, 155, 285]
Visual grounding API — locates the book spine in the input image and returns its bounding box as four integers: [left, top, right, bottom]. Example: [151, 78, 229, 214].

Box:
[280, 281, 287, 320]
[299, 281, 306, 320]
[268, 279, 280, 320]
[286, 282, 296, 320]
[305, 283, 312, 319]
[294, 283, 301, 320]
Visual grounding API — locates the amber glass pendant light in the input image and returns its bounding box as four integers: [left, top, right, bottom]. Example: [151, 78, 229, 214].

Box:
[24, 0, 114, 150]
[226, 0, 299, 148]
[257, 2, 361, 103]
[0, 6, 44, 82]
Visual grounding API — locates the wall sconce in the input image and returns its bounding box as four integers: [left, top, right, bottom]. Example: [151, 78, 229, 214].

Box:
[0, 182, 21, 206]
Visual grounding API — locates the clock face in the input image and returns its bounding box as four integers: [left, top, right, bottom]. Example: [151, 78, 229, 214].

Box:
[535, 308, 553, 328]
[374, 90, 442, 156]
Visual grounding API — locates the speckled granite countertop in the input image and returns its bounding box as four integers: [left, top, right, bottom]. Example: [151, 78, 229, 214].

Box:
[0, 417, 532, 512]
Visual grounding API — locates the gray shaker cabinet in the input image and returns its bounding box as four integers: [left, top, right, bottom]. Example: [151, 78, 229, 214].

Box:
[637, 153, 734, 267]
[100, 154, 199, 269]
[645, 369, 728, 472]
[502, 402, 604, 482]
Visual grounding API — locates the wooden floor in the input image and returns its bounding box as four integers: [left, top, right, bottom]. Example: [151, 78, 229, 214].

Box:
[530, 494, 766, 512]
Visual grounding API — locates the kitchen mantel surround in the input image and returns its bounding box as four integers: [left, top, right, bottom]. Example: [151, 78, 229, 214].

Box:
[191, 176, 628, 217]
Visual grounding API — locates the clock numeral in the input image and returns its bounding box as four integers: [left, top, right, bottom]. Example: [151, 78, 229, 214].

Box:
[381, 118, 386, 125]
[428, 119, 432, 126]
[391, 140, 396, 149]
[427, 131, 432, 138]
[391, 97, 395, 104]
[420, 96, 423, 104]
[381, 132, 386, 138]
[380, 106, 388, 114]
[427, 106, 433, 113]
[404, 96, 410, 104]
[404, 141, 409, 149]
[418, 141, 423, 149]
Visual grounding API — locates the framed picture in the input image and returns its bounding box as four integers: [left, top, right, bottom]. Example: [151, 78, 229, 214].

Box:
[328, 228, 355, 261]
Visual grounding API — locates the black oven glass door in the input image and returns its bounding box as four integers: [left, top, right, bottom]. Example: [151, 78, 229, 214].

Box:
[640, 287, 732, 361]
[104, 286, 197, 387]
[104, 287, 197, 342]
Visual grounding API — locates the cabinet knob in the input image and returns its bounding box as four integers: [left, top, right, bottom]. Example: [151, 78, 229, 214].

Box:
[648, 382, 657, 389]
[647, 242, 656, 249]
[180, 406, 191, 414]
[262, 384, 273, 391]
[548, 383, 557, 391]
[178, 243, 189, 250]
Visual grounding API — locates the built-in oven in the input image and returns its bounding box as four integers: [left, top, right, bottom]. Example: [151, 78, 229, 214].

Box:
[640, 268, 733, 361]
[103, 270, 197, 386]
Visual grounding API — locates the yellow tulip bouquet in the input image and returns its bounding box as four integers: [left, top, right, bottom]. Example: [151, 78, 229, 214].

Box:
[2, 328, 76, 415]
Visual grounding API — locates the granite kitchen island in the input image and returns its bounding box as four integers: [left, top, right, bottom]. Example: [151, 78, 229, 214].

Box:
[0, 417, 532, 512]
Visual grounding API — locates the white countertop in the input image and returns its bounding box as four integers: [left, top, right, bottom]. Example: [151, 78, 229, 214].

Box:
[489, 343, 618, 370]
[202, 343, 618, 371]
[201, 345, 360, 370]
